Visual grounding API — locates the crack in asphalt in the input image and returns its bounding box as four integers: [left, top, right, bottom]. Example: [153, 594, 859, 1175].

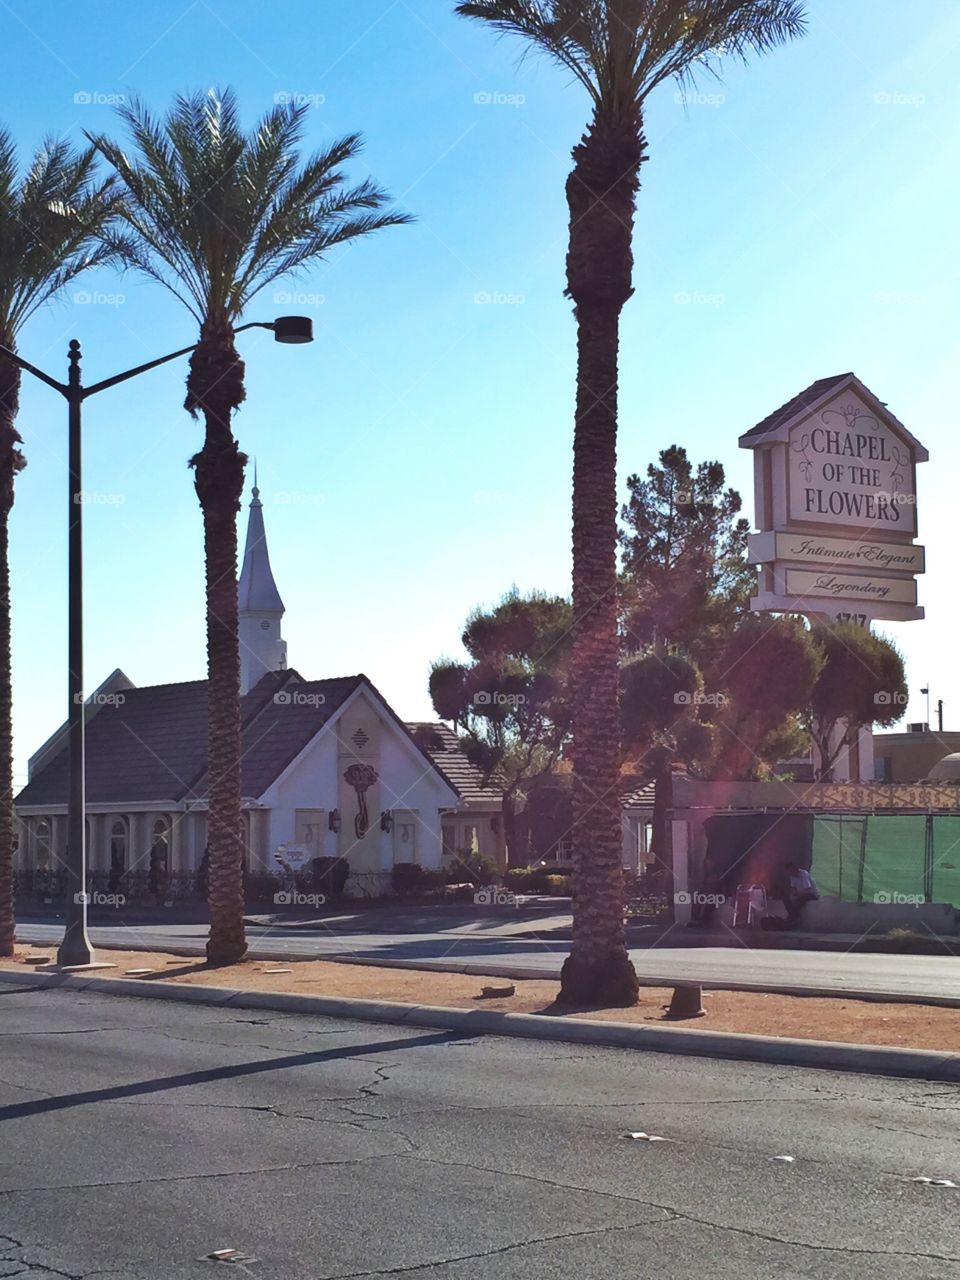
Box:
[397, 1152, 960, 1263]
[0, 1148, 410, 1198]
[315, 1217, 673, 1279]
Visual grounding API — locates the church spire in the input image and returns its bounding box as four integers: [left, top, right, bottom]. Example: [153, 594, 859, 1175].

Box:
[238, 475, 287, 694]
[239, 473, 284, 613]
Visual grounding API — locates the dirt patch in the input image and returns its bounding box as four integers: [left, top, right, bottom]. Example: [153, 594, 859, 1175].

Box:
[4, 944, 960, 1052]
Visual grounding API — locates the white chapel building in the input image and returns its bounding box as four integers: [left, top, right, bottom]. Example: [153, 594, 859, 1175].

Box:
[14, 483, 505, 896]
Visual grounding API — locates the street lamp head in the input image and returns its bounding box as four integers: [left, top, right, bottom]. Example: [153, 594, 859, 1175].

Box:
[272, 315, 313, 345]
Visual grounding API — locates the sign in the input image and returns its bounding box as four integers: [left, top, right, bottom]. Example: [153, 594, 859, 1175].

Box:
[787, 399, 917, 535]
[762, 532, 924, 575]
[739, 375, 927, 624]
[784, 568, 917, 607]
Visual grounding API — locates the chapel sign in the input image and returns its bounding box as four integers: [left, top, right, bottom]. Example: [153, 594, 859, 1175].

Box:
[739, 374, 927, 623]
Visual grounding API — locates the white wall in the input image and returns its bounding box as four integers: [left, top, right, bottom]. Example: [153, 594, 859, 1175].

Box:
[260, 691, 454, 874]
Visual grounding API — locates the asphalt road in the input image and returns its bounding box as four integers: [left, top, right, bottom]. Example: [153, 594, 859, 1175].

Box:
[16, 919, 960, 1001]
[2, 987, 960, 1278]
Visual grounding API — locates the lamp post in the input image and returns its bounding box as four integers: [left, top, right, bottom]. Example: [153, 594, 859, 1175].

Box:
[0, 317, 313, 967]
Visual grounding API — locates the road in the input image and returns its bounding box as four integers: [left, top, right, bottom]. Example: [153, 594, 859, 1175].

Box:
[16, 919, 960, 1002]
[1, 987, 959, 1278]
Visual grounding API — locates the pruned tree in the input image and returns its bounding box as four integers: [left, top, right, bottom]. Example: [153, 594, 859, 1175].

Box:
[429, 590, 573, 864]
[805, 622, 907, 781]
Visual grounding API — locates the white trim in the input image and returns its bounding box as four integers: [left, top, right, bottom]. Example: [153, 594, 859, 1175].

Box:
[739, 375, 929, 461]
[259, 680, 461, 809]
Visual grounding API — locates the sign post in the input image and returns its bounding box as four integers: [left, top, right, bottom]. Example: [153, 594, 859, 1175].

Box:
[740, 374, 927, 780]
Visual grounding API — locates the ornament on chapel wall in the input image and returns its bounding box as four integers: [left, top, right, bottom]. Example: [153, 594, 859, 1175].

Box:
[343, 762, 378, 838]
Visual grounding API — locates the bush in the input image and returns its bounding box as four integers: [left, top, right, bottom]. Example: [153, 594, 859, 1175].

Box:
[505, 865, 573, 894]
[392, 862, 445, 897]
[310, 856, 349, 898]
[244, 872, 280, 905]
[442, 849, 499, 887]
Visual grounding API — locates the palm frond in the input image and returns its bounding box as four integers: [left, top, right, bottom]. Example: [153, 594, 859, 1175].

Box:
[91, 87, 411, 329]
[0, 131, 123, 337]
[456, 0, 806, 115]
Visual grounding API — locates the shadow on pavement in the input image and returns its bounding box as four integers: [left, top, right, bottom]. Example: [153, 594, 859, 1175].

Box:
[0, 1029, 467, 1124]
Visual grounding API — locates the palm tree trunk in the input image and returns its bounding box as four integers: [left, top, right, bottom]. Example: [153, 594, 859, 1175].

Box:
[187, 331, 247, 965]
[559, 112, 643, 1007]
[0, 350, 23, 957]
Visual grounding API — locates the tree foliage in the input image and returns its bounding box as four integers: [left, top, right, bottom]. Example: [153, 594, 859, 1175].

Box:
[805, 622, 907, 780]
[429, 590, 573, 862]
[620, 444, 755, 658]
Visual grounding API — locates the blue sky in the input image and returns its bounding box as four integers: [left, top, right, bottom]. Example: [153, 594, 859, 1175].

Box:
[3, 0, 958, 785]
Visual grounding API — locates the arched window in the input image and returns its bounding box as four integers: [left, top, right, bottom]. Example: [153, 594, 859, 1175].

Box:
[151, 818, 170, 867]
[109, 819, 128, 892]
[35, 819, 52, 871]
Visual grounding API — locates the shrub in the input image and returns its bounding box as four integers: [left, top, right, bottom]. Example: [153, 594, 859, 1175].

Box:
[544, 874, 571, 895]
[392, 862, 445, 897]
[244, 872, 280, 905]
[310, 856, 349, 898]
[443, 849, 499, 887]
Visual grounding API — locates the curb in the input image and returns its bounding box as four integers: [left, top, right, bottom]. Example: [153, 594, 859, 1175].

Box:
[3, 967, 960, 1082]
[14, 931, 960, 1008]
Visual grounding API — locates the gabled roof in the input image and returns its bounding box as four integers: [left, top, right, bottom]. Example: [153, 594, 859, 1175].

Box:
[621, 781, 656, 810]
[739, 373, 929, 461]
[406, 722, 504, 806]
[15, 670, 361, 808]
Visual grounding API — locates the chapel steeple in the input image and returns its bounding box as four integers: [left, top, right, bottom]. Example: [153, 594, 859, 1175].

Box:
[238, 469, 287, 694]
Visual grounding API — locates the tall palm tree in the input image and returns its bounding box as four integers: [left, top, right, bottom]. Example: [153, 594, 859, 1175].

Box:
[0, 132, 119, 957]
[93, 90, 410, 964]
[456, 1, 806, 1005]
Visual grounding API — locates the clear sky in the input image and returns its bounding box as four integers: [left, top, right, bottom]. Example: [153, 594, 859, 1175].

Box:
[3, 0, 958, 787]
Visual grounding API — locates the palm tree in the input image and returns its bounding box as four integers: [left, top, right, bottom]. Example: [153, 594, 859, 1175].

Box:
[456, 0, 806, 1005]
[92, 90, 410, 964]
[0, 132, 119, 957]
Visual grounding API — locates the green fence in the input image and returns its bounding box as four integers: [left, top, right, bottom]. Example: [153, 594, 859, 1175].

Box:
[811, 815, 960, 906]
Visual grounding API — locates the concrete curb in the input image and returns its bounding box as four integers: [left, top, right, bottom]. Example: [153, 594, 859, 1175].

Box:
[3, 967, 960, 1082]
[17, 932, 960, 1009]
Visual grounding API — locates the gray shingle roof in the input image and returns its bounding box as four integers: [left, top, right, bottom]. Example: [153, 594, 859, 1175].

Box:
[406, 722, 504, 806]
[16, 670, 362, 808]
[740, 373, 853, 442]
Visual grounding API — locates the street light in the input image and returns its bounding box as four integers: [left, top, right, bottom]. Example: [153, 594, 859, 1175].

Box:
[0, 317, 313, 967]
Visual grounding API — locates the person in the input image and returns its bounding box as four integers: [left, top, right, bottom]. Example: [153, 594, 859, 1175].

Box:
[780, 859, 819, 925]
[691, 854, 722, 927]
